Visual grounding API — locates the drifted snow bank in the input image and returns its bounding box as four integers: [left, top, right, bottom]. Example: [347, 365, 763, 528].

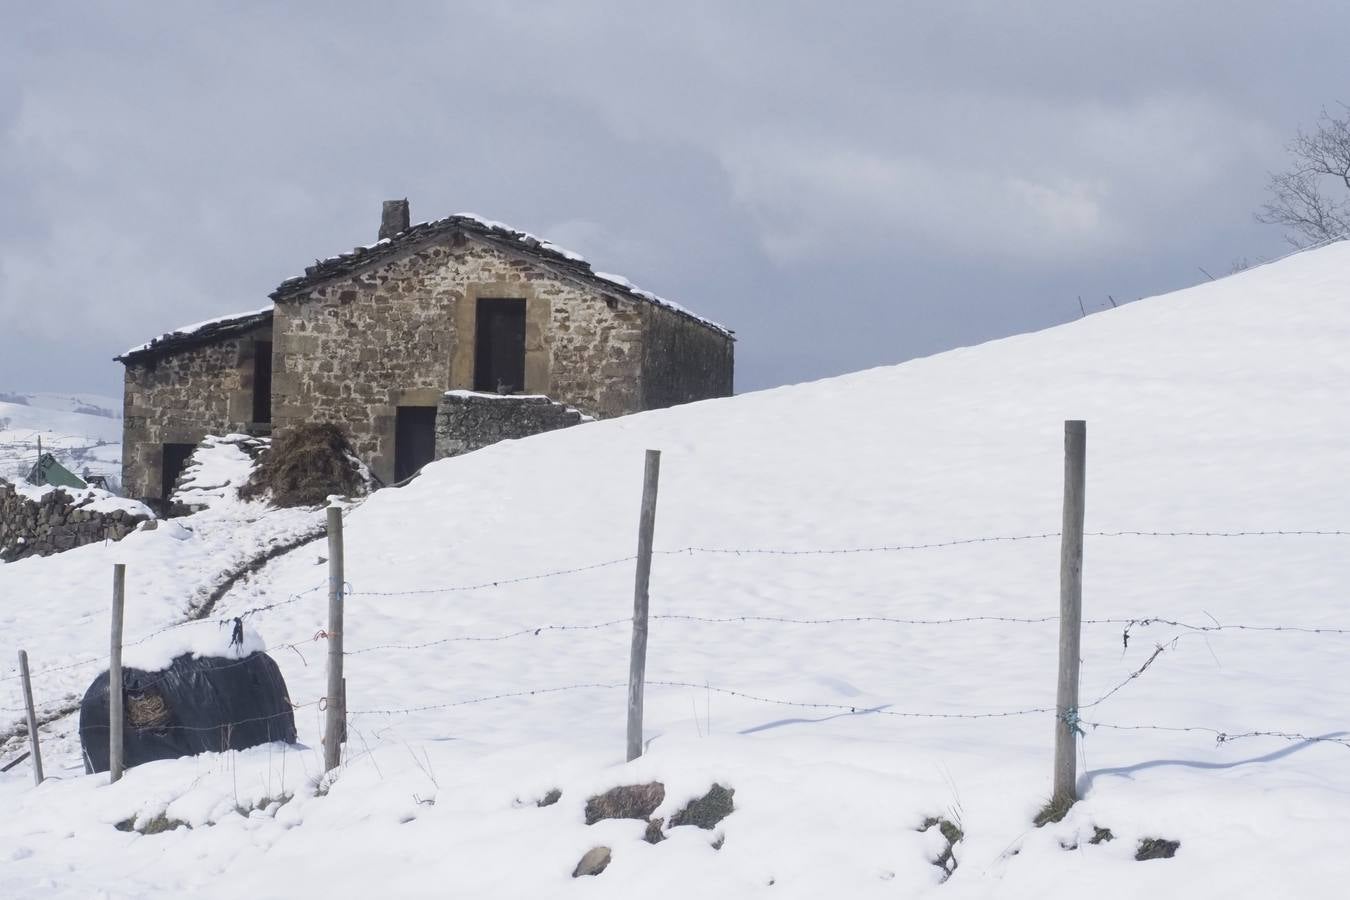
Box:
[171, 434, 268, 512]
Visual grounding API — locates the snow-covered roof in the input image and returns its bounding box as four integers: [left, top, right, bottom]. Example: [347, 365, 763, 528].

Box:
[116, 306, 274, 365]
[271, 212, 733, 337]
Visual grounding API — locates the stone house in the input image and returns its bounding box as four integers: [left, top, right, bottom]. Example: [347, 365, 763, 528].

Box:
[116, 201, 734, 508]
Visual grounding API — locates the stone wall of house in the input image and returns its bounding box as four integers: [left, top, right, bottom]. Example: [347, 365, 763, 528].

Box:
[272, 235, 646, 484]
[0, 480, 149, 563]
[434, 391, 590, 459]
[121, 324, 271, 503]
[639, 303, 735, 410]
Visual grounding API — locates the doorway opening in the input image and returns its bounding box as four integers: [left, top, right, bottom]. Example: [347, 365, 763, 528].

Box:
[395, 406, 437, 482]
[161, 442, 196, 506]
[252, 341, 273, 424]
[473, 298, 526, 394]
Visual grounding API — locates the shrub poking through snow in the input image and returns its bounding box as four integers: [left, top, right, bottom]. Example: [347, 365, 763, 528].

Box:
[643, 818, 665, 844]
[235, 793, 293, 818]
[1135, 837, 1180, 860]
[115, 813, 189, 835]
[583, 782, 665, 825]
[1060, 825, 1114, 852]
[239, 423, 367, 507]
[919, 816, 964, 881]
[1033, 794, 1075, 826]
[668, 784, 735, 830]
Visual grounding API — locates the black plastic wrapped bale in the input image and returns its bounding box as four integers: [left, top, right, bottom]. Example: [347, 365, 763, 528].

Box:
[78, 651, 297, 774]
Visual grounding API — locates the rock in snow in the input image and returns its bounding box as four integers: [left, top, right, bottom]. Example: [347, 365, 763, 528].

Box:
[572, 846, 612, 877]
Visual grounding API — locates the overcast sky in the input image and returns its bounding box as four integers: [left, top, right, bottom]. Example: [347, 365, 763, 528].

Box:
[1, 2, 1343, 398]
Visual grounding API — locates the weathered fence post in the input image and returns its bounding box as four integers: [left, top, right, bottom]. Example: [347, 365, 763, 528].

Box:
[627, 449, 661, 762]
[1053, 420, 1087, 808]
[323, 506, 345, 773]
[18, 650, 43, 785]
[109, 563, 126, 783]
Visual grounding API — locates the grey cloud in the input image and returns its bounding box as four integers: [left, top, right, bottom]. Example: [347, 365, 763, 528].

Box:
[1, 1, 1344, 397]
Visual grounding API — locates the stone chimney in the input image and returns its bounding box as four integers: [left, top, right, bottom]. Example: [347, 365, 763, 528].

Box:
[379, 199, 410, 241]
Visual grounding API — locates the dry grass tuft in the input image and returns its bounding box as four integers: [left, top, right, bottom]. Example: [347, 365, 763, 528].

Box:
[240, 423, 366, 508]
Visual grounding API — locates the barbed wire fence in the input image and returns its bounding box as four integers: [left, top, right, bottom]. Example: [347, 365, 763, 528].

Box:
[5, 423, 1349, 808]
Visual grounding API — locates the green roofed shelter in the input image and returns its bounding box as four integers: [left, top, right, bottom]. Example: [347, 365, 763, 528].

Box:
[27, 453, 87, 489]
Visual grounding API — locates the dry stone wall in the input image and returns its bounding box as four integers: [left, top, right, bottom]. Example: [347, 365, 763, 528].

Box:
[434, 391, 590, 459]
[0, 480, 149, 563]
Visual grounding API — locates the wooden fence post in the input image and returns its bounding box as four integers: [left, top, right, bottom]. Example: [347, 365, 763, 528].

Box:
[18, 650, 43, 786]
[627, 449, 661, 762]
[109, 563, 126, 783]
[323, 506, 345, 773]
[1053, 420, 1087, 808]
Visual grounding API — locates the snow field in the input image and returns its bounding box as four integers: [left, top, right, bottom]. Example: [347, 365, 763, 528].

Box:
[3, 243, 1350, 896]
[0, 392, 122, 486]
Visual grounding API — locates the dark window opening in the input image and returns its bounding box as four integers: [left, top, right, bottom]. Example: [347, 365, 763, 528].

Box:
[252, 341, 273, 424]
[161, 442, 196, 506]
[473, 298, 526, 394]
[395, 406, 437, 482]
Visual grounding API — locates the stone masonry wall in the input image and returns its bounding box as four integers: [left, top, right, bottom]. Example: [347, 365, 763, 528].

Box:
[434, 391, 590, 459]
[639, 303, 734, 410]
[0, 480, 149, 563]
[272, 234, 645, 484]
[122, 324, 271, 503]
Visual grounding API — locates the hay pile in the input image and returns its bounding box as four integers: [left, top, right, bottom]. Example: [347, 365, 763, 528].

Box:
[240, 423, 367, 508]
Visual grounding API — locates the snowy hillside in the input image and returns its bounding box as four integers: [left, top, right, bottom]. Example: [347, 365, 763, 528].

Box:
[3, 244, 1350, 897]
[0, 391, 122, 487]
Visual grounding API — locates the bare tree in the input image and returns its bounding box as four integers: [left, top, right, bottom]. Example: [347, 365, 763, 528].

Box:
[1257, 106, 1350, 246]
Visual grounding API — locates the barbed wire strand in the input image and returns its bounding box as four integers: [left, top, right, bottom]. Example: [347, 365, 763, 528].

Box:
[1081, 720, 1350, 750]
[332, 528, 1350, 597]
[0, 584, 329, 686]
[651, 529, 1350, 558]
[78, 701, 320, 735]
[346, 556, 637, 596]
[349, 680, 1053, 720]
[1079, 641, 1174, 711]
[349, 682, 627, 715]
[345, 619, 634, 654]
[337, 611, 1350, 657]
[5, 526, 1348, 687]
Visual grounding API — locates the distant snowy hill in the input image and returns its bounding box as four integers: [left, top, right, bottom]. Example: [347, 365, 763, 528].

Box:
[3, 243, 1350, 897]
[0, 391, 122, 487]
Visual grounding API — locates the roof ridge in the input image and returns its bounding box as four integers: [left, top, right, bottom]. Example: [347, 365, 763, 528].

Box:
[270, 213, 733, 336]
[115, 307, 273, 364]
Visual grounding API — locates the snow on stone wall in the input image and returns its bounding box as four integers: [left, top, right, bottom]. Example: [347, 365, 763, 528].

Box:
[434, 391, 590, 459]
[0, 479, 151, 562]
